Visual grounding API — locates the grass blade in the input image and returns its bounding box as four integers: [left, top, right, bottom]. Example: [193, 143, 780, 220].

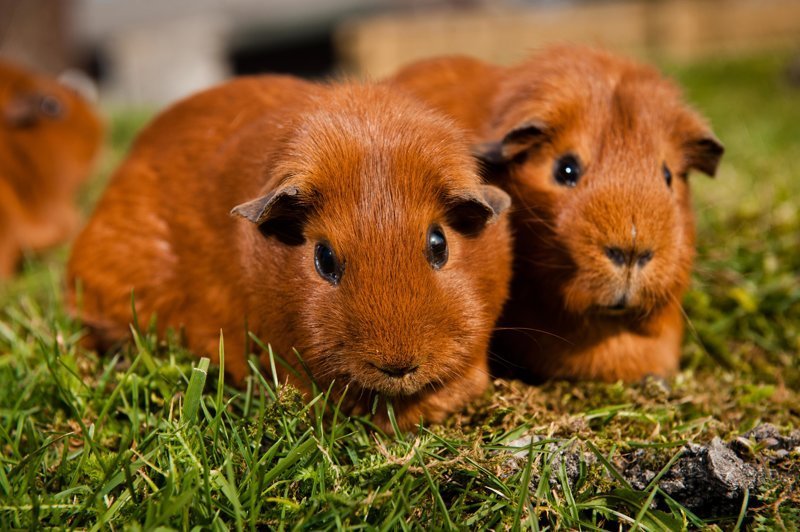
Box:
[183, 358, 210, 425]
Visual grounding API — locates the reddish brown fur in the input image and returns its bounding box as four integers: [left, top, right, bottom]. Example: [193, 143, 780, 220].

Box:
[390, 46, 723, 382]
[66, 76, 512, 431]
[0, 59, 103, 277]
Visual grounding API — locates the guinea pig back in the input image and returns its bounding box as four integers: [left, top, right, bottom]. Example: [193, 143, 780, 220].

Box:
[66, 76, 512, 430]
[391, 46, 723, 382]
[0, 59, 103, 278]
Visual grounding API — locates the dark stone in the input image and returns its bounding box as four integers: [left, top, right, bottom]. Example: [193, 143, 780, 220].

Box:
[744, 423, 800, 451]
[501, 435, 596, 490]
[624, 438, 762, 515]
[500, 424, 799, 519]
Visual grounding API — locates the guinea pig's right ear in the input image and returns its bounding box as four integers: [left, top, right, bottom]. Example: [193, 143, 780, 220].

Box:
[675, 111, 725, 177]
[472, 121, 547, 165]
[446, 185, 511, 235]
[231, 185, 310, 245]
[684, 134, 725, 177]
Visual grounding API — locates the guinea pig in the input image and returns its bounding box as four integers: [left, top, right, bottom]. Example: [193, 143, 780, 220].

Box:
[0, 59, 103, 278]
[390, 46, 723, 382]
[66, 76, 512, 430]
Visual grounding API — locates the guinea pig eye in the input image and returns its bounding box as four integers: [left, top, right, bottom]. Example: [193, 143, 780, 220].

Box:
[553, 154, 582, 187]
[314, 242, 341, 285]
[663, 163, 673, 188]
[426, 224, 448, 270]
[39, 95, 63, 118]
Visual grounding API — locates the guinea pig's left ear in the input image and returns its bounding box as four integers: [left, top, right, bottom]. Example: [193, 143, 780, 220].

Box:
[677, 112, 725, 177]
[684, 134, 724, 177]
[472, 121, 547, 165]
[231, 184, 310, 245]
[446, 185, 511, 235]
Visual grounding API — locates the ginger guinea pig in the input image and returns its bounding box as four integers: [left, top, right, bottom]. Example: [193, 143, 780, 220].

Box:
[391, 46, 723, 382]
[66, 76, 512, 430]
[0, 59, 103, 278]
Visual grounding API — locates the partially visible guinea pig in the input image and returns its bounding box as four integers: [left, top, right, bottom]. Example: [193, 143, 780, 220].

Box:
[390, 46, 723, 382]
[0, 59, 103, 278]
[66, 76, 512, 431]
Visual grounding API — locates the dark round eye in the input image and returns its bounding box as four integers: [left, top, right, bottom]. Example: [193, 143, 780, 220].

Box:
[663, 163, 673, 188]
[39, 95, 63, 118]
[426, 225, 448, 270]
[553, 154, 582, 187]
[314, 242, 341, 285]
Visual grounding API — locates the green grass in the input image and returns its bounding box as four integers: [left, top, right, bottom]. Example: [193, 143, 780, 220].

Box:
[1, 51, 799, 529]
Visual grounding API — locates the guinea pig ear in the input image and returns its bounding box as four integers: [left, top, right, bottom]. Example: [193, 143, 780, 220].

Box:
[58, 69, 99, 103]
[231, 185, 310, 245]
[446, 185, 511, 235]
[684, 135, 724, 177]
[472, 121, 547, 165]
[675, 112, 724, 177]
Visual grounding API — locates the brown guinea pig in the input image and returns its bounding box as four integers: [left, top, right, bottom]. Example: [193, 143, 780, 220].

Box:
[66, 76, 513, 430]
[0, 59, 103, 278]
[390, 45, 723, 382]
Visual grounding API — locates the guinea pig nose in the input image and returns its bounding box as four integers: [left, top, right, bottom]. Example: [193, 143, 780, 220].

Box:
[375, 364, 419, 378]
[604, 246, 628, 267]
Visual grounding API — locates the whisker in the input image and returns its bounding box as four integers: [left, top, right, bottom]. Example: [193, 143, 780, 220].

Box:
[492, 326, 574, 345]
[486, 348, 527, 372]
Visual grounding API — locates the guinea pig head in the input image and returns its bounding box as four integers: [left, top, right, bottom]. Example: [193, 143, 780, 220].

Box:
[233, 86, 511, 407]
[476, 48, 722, 319]
[1, 61, 103, 188]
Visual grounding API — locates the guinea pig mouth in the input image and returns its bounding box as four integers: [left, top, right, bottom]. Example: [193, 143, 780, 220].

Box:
[357, 363, 430, 397]
[592, 294, 635, 315]
[592, 301, 648, 319]
[602, 302, 628, 314]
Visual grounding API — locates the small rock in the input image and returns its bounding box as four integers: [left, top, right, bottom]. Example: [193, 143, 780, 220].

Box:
[745, 423, 780, 444]
[744, 423, 800, 453]
[499, 424, 800, 518]
[763, 437, 780, 449]
[706, 438, 761, 493]
[498, 435, 595, 489]
[505, 435, 537, 459]
[640, 375, 672, 401]
[622, 438, 763, 515]
[548, 441, 596, 489]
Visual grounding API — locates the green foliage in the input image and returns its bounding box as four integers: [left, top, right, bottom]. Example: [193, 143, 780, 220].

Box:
[671, 52, 800, 387]
[1, 51, 798, 528]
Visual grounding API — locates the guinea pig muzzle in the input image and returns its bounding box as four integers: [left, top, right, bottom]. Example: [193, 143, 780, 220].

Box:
[362, 362, 428, 396]
[594, 301, 633, 317]
[370, 362, 420, 378]
[592, 295, 651, 320]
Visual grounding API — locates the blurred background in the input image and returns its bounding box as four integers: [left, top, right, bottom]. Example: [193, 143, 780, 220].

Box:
[1, 0, 799, 106]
